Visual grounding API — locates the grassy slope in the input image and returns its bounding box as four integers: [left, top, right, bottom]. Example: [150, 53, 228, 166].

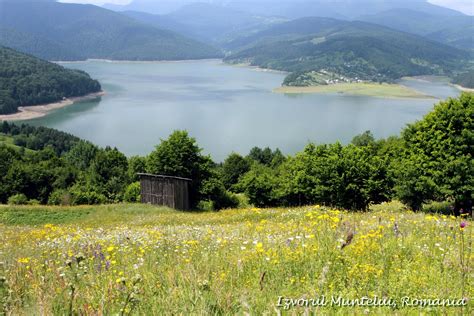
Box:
[0, 134, 15, 148]
[0, 202, 472, 314]
[0, 134, 34, 153]
[274, 82, 434, 99]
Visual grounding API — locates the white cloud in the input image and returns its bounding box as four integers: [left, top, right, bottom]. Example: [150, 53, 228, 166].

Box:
[428, 0, 474, 15]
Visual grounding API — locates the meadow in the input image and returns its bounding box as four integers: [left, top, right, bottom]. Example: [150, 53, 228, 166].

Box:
[274, 83, 433, 99]
[0, 202, 472, 315]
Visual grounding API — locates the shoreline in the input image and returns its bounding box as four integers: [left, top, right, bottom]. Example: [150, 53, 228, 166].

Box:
[452, 84, 474, 93]
[229, 62, 289, 75]
[0, 91, 105, 121]
[273, 83, 435, 99]
[56, 58, 223, 64]
[402, 76, 474, 92]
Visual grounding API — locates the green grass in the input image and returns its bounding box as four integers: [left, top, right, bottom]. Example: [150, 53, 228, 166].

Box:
[0, 134, 16, 148]
[0, 203, 472, 314]
[0, 133, 35, 153]
[274, 82, 434, 99]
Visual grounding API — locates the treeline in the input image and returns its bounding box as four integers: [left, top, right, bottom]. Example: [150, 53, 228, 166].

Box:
[0, 46, 101, 114]
[1, 93, 472, 214]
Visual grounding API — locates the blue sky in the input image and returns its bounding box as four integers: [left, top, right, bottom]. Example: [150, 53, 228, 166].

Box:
[59, 0, 474, 15]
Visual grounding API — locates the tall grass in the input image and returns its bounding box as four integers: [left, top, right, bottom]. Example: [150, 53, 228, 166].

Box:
[0, 203, 471, 314]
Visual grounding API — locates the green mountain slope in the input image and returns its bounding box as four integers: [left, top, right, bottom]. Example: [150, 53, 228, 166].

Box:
[359, 9, 473, 50]
[0, 1, 221, 61]
[224, 18, 470, 85]
[0, 46, 101, 115]
[122, 3, 283, 44]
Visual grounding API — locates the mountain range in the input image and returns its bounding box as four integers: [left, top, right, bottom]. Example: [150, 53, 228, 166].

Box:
[0, 0, 472, 88]
[122, 3, 283, 44]
[359, 9, 473, 50]
[104, 0, 465, 18]
[0, 0, 222, 61]
[223, 17, 470, 85]
[109, 1, 473, 51]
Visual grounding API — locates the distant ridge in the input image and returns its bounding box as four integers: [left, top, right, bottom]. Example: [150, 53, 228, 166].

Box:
[0, 1, 222, 61]
[224, 17, 470, 85]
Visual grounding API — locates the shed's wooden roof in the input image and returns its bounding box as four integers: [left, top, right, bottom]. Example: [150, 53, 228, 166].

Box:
[137, 173, 192, 182]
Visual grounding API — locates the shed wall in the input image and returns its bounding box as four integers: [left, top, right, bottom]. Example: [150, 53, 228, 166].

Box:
[139, 174, 190, 210]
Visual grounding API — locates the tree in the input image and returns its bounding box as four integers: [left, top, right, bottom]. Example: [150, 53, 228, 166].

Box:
[128, 156, 147, 182]
[351, 130, 375, 147]
[220, 153, 250, 191]
[64, 140, 98, 170]
[394, 93, 473, 213]
[277, 142, 391, 210]
[88, 147, 129, 202]
[247, 147, 286, 167]
[147, 131, 212, 208]
[236, 164, 280, 208]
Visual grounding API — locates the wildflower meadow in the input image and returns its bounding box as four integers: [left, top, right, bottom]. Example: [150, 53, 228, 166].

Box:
[0, 202, 472, 314]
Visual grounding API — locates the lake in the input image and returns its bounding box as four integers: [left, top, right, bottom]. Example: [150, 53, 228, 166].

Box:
[27, 60, 461, 161]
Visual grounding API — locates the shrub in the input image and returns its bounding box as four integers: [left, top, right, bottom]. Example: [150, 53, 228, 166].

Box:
[236, 164, 280, 207]
[48, 189, 72, 206]
[200, 175, 239, 210]
[124, 182, 141, 203]
[7, 194, 28, 205]
[69, 187, 106, 205]
[27, 199, 40, 206]
[422, 201, 455, 215]
[212, 190, 240, 210]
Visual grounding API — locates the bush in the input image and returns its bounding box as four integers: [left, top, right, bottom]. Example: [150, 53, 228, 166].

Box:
[69, 187, 106, 205]
[234, 193, 251, 208]
[197, 192, 240, 211]
[7, 194, 28, 205]
[422, 201, 455, 215]
[197, 200, 214, 211]
[212, 190, 240, 210]
[48, 189, 72, 206]
[236, 164, 280, 208]
[124, 182, 141, 203]
[27, 199, 40, 206]
[200, 175, 239, 210]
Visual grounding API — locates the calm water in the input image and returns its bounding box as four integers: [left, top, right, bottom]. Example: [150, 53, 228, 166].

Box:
[27, 60, 460, 161]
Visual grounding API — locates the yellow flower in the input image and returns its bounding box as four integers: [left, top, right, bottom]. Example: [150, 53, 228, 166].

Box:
[17, 257, 30, 264]
[107, 246, 115, 252]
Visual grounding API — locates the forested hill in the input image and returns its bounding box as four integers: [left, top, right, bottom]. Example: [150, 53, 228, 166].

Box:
[224, 18, 470, 86]
[0, 46, 101, 115]
[359, 9, 474, 50]
[0, 0, 222, 61]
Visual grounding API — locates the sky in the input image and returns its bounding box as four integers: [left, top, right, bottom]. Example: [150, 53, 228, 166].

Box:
[59, 0, 474, 15]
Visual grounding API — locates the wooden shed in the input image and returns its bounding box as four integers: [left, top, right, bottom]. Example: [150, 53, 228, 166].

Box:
[138, 173, 191, 210]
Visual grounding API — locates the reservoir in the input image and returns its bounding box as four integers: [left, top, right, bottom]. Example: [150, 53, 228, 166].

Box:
[27, 60, 461, 161]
